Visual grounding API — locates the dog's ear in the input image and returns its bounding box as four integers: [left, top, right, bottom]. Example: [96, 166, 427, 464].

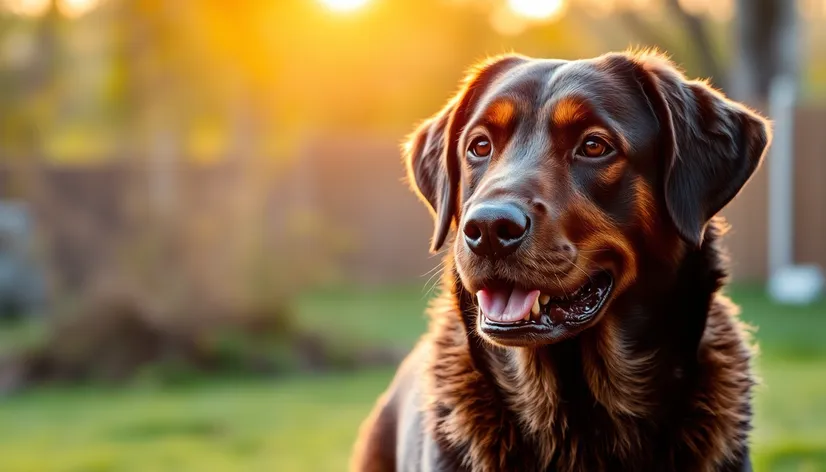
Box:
[403, 55, 525, 252]
[403, 98, 457, 253]
[627, 52, 772, 247]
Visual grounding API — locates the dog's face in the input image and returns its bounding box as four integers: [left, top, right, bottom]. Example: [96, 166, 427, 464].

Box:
[405, 51, 769, 348]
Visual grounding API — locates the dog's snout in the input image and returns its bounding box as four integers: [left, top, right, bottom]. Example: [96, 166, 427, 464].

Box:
[463, 202, 530, 259]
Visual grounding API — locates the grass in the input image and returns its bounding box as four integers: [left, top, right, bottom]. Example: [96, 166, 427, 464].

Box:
[0, 370, 394, 472]
[0, 283, 822, 471]
[295, 284, 432, 347]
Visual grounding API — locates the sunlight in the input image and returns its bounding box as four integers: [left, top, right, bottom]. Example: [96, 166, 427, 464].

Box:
[490, 3, 529, 36]
[799, 0, 826, 18]
[677, 0, 709, 16]
[507, 0, 566, 20]
[625, 0, 660, 12]
[706, 0, 733, 21]
[2, 0, 50, 17]
[3, 0, 102, 17]
[580, 0, 615, 17]
[319, 0, 369, 13]
[58, 0, 101, 18]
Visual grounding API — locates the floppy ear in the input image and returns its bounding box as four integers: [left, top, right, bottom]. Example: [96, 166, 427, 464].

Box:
[403, 55, 525, 253]
[403, 97, 459, 253]
[630, 52, 772, 247]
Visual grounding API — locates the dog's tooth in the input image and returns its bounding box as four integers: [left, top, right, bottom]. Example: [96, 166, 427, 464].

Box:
[532, 303, 543, 321]
[539, 294, 550, 305]
[531, 298, 540, 316]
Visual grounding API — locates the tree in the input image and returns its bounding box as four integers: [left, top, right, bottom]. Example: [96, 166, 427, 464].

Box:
[732, 0, 800, 107]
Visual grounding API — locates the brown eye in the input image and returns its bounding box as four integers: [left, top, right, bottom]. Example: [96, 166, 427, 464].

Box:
[578, 136, 614, 158]
[468, 137, 492, 159]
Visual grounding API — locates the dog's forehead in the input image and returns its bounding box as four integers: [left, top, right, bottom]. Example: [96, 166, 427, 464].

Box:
[484, 59, 566, 101]
[546, 59, 647, 121]
[474, 58, 648, 130]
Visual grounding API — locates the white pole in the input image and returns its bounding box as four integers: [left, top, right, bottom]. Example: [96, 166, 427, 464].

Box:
[766, 79, 824, 304]
[765, 2, 824, 304]
[767, 74, 796, 276]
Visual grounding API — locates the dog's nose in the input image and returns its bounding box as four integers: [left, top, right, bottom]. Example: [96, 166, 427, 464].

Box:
[463, 202, 530, 258]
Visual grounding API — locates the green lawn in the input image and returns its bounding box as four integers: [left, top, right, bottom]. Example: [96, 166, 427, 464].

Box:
[0, 284, 822, 471]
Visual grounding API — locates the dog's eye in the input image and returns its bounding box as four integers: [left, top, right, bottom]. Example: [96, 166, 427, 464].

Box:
[468, 137, 492, 159]
[577, 136, 614, 159]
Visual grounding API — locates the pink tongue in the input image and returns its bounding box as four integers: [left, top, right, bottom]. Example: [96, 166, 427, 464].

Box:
[477, 287, 540, 323]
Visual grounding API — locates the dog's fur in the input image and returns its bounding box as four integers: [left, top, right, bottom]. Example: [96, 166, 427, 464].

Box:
[350, 50, 770, 472]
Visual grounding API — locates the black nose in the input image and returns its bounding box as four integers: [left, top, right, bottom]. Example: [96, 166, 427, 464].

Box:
[463, 202, 530, 258]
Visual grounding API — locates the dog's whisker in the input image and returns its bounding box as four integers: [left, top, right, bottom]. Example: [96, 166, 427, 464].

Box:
[422, 264, 445, 298]
[566, 256, 594, 284]
[424, 276, 444, 299]
[553, 272, 569, 300]
[421, 262, 445, 278]
[422, 264, 443, 288]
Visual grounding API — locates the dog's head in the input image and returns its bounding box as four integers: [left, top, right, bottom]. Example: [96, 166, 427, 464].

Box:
[405, 51, 770, 347]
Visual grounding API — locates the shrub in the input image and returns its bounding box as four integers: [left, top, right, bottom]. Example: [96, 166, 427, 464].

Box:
[2, 279, 306, 390]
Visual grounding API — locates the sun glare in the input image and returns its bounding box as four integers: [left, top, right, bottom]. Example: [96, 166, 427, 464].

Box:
[58, 0, 101, 18]
[676, 0, 708, 16]
[3, 0, 102, 17]
[490, 3, 529, 36]
[507, 0, 566, 20]
[3, 0, 50, 17]
[319, 0, 369, 13]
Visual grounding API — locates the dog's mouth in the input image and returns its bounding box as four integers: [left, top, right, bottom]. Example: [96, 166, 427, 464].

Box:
[476, 271, 614, 346]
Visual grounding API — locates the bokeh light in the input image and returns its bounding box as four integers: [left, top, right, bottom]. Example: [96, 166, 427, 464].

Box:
[799, 0, 826, 18]
[58, 0, 101, 18]
[2, 0, 49, 17]
[490, 2, 529, 36]
[319, 0, 369, 13]
[706, 0, 734, 22]
[580, 0, 616, 17]
[507, 0, 566, 20]
[677, 0, 709, 16]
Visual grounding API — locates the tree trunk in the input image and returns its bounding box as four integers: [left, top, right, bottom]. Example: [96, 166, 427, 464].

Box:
[731, 0, 800, 107]
[663, 0, 726, 89]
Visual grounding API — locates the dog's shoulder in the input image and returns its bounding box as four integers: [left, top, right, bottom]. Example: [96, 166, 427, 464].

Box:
[351, 338, 444, 472]
[683, 293, 756, 468]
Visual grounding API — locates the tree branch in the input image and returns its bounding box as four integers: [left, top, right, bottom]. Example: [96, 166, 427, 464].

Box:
[663, 0, 726, 89]
[618, 10, 676, 53]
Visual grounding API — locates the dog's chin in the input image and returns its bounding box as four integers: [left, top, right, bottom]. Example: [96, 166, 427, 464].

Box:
[470, 270, 615, 348]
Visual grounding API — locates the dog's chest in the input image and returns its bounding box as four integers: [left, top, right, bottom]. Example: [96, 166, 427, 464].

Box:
[484, 346, 675, 471]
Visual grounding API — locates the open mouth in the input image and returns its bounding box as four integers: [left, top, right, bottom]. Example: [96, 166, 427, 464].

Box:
[476, 271, 614, 345]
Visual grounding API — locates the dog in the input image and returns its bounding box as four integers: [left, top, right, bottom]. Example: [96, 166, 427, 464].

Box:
[350, 50, 770, 472]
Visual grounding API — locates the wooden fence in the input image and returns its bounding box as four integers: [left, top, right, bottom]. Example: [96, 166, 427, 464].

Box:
[1, 107, 824, 289]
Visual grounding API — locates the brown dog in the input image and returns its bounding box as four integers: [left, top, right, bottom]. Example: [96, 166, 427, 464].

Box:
[350, 50, 770, 472]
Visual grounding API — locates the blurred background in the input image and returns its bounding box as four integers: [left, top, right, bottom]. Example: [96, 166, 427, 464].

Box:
[0, 0, 823, 470]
